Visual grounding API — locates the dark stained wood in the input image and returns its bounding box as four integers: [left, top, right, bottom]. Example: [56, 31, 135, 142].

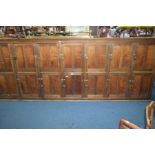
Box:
[0, 74, 17, 97]
[109, 74, 128, 97]
[39, 44, 59, 71]
[14, 44, 36, 71]
[110, 45, 132, 72]
[88, 75, 106, 96]
[0, 38, 155, 100]
[0, 45, 13, 72]
[19, 74, 39, 98]
[43, 74, 61, 97]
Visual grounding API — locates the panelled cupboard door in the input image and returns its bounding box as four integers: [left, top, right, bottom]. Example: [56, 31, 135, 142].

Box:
[86, 45, 107, 71]
[134, 45, 155, 71]
[42, 74, 61, 98]
[87, 75, 106, 96]
[0, 74, 17, 97]
[129, 74, 152, 99]
[144, 45, 155, 70]
[64, 75, 82, 96]
[109, 75, 128, 98]
[39, 44, 59, 72]
[14, 44, 36, 71]
[110, 45, 132, 72]
[0, 45, 13, 72]
[19, 74, 39, 98]
[63, 45, 83, 71]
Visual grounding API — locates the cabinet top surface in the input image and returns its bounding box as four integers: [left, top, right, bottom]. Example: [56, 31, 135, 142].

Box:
[0, 37, 155, 44]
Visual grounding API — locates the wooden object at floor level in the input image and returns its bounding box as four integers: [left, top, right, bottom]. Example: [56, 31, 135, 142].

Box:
[0, 38, 155, 100]
[119, 119, 141, 129]
[146, 101, 155, 129]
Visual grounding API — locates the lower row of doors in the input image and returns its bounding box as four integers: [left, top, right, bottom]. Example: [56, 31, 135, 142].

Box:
[0, 73, 153, 99]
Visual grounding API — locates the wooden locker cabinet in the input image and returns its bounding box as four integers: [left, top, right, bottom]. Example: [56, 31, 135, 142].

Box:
[0, 38, 155, 100]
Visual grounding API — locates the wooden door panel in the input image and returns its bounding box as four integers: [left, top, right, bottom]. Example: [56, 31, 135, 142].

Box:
[144, 45, 155, 70]
[110, 45, 131, 71]
[40, 45, 59, 71]
[43, 75, 61, 95]
[64, 46, 72, 68]
[88, 75, 105, 95]
[0, 45, 12, 71]
[130, 74, 152, 98]
[15, 45, 36, 71]
[134, 45, 145, 70]
[134, 45, 155, 70]
[0, 74, 17, 95]
[63, 45, 83, 69]
[87, 46, 96, 68]
[87, 45, 107, 69]
[65, 75, 82, 95]
[141, 75, 152, 96]
[15, 46, 25, 68]
[0, 75, 7, 94]
[109, 75, 128, 96]
[130, 75, 141, 96]
[19, 74, 39, 96]
[24, 45, 35, 68]
[74, 46, 83, 68]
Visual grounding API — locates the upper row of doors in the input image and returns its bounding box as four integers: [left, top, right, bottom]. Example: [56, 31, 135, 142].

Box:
[0, 43, 154, 72]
